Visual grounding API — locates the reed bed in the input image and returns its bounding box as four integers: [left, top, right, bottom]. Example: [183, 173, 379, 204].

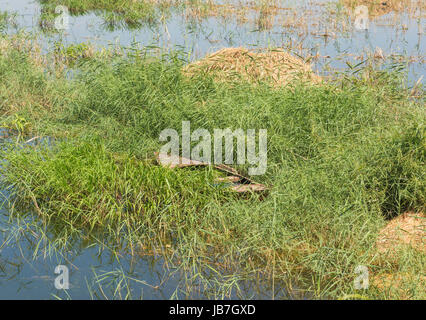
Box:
[0, 34, 424, 299]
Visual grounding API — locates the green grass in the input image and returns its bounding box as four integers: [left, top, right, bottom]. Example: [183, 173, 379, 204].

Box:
[35, 0, 282, 31]
[0, 10, 17, 32]
[38, 0, 159, 29]
[0, 33, 425, 299]
[36, 0, 224, 30]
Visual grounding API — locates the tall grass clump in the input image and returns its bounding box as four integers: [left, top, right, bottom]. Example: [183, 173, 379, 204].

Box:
[0, 38, 424, 299]
[37, 0, 164, 30]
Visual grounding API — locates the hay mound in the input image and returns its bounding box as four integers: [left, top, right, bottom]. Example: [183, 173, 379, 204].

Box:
[376, 212, 425, 254]
[183, 47, 321, 87]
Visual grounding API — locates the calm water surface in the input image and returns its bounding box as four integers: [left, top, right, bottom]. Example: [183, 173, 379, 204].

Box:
[1, 0, 424, 82]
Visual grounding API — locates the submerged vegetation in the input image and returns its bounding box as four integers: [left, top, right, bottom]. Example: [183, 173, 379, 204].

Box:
[39, 0, 158, 26]
[33, 0, 426, 33]
[36, 0, 273, 30]
[0, 26, 424, 299]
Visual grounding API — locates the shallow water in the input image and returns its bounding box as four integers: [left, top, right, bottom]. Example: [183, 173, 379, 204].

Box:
[0, 134, 291, 299]
[0, 201, 291, 299]
[1, 0, 425, 83]
[0, 0, 424, 299]
[0, 216, 174, 299]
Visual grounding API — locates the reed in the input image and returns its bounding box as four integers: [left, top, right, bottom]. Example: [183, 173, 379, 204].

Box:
[0, 33, 424, 299]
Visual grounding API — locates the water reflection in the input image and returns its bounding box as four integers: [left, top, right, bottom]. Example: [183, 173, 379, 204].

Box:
[0, 0, 423, 83]
[0, 204, 295, 299]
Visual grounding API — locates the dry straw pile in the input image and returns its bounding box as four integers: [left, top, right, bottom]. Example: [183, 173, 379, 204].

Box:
[183, 47, 321, 87]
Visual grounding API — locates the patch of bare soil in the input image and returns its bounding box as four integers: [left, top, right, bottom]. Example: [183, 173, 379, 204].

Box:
[183, 47, 321, 87]
[376, 212, 425, 254]
[371, 212, 425, 298]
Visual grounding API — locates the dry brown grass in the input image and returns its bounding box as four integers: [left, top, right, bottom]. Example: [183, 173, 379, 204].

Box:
[0, 36, 44, 68]
[183, 47, 322, 87]
[376, 212, 425, 254]
[370, 212, 425, 298]
[149, 1, 298, 28]
[372, 271, 426, 299]
[342, 0, 425, 17]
